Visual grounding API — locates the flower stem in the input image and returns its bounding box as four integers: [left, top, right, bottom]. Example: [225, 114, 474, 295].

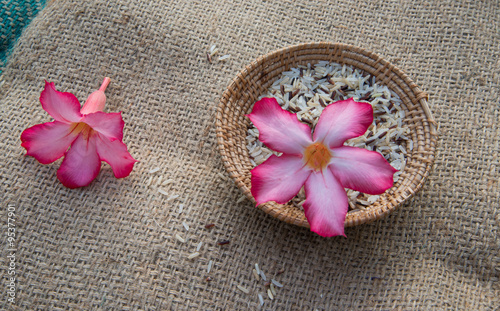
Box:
[99, 77, 111, 92]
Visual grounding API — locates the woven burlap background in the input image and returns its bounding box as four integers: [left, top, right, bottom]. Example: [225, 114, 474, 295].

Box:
[0, 0, 498, 309]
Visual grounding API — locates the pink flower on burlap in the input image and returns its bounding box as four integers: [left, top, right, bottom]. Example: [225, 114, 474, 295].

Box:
[247, 97, 397, 237]
[21, 78, 137, 188]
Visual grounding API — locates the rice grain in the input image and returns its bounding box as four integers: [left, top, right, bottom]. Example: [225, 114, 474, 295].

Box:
[254, 263, 260, 275]
[260, 270, 267, 281]
[271, 279, 283, 288]
[162, 179, 174, 186]
[175, 234, 186, 243]
[237, 285, 250, 294]
[267, 288, 274, 300]
[252, 269, 260, 280]
[148, 167, 160, 174]
[270, 283, 277, 296]
[258, 293, 264, 306]
[187, 252, 200, 259]
[237, 195, 247, 203]
[167, 194, 180, 201]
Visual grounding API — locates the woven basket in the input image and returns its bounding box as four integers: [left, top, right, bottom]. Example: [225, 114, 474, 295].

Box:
[216, 42, 438, 229]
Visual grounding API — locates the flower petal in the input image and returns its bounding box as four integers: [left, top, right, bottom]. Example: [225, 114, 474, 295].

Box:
[95, 133, 138, 178]
[40, 81, 82, 123]
[251, 154, 311, 205]
[80, 90, 106, 114]
[21, 121, 79, 164]
[329, 146, 397, 194]
[313, 98, 373, 148]
[247, 97, 312, 155]
[57, 134, 101, 188]
[303, 169, 348, 237]
[81, 112, 124, 141]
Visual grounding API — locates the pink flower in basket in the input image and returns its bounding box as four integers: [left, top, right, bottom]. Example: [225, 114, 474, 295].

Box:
[247, 97, 396, 237]
[21, 78, 137, 188]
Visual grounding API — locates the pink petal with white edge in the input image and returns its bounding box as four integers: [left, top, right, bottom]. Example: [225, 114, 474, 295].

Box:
[40, 81, 82, 123]
[303, 169, 348, 237]
[81, 112, 124, 141]
[313, 98, 373, 148]
[57, 134, 101, 188]
[251, 154, 311, 205]
[21, 121, 79, 164]
[247, 97, 312, 155]
[329, 146, 397, 194]
[95, 133, 138, 178]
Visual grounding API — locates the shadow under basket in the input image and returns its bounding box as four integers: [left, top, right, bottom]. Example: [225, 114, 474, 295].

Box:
[216, 42, 438, 229]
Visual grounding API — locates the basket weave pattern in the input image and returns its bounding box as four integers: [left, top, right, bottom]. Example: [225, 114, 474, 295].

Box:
[216, 42, 438, 228]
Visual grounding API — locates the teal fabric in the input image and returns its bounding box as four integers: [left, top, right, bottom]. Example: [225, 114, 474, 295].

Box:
[0, 0, 46, 74]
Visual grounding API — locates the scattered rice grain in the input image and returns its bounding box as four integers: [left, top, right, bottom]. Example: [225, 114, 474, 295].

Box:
[270, 283, 277, 296]
[260, 270, 267, 281]
[209, 44, 219, 56]
[196, 242, 203, 251]
[149, 167, 160, 174]
[236, 195, 246, 203]
[255, 263, 261, 275]
[162, 179, 174, 186]
[258, 293, 264, 306]
[207, 260, 213, 273]
[182, 221, 190, 231]
[237, 285, 250, 294]
[252, 269, 260, 280]
[167, 194, 180, 201]
[158, 188, 169, 196]
[187, 252, 200, 259]
[178, 204, 184, 213]
[271, 279, 283, 288]
[267, 288, 274, 300]
[175, 234, 186, 243]
[218, 54, 230, 61]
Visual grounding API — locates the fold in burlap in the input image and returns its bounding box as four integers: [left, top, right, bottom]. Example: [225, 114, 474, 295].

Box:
[0, 0, 498, 309]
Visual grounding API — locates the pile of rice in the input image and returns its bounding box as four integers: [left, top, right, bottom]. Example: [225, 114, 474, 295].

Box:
[245, 61, 413, 211]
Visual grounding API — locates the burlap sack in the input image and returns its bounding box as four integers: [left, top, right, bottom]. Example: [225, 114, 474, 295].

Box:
[1, 0, 498, 310]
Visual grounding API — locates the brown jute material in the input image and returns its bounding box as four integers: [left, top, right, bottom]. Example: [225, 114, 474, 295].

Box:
[216, 42, 438, 228]
[0, 0, 499, 310]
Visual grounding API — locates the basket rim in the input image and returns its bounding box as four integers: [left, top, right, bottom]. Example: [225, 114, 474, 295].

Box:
[216, 42, 438, 229]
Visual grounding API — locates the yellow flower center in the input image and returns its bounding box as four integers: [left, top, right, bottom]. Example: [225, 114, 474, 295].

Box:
[71, 122, 93, 140]
[303, 142, 331, 171]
